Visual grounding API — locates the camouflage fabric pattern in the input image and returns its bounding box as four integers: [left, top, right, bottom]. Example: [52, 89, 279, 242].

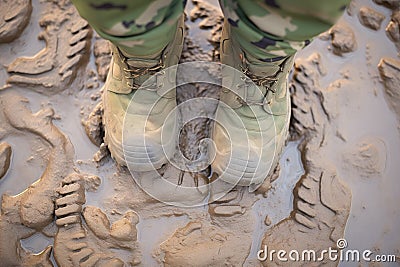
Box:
[71, 0, 186, 57]
[72, 0, 349, 60]
[219, 0, 350, 62]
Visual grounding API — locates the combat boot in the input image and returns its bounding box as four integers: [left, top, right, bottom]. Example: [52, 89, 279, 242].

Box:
[103, 16, 185, 171]
[212, 21, 293, 189]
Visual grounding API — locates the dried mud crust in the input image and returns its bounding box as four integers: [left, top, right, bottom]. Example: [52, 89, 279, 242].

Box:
[358, 6, 386, 30]
[0, 91, 141, 266]
[262, 53, 353, 266]
[320, 21, 357, 56]
[0, 91, 74, 266]
[54, 173, 140, 267]
[4, 1, 92, 94]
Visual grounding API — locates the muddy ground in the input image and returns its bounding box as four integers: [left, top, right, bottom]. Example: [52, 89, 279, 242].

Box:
[0, 0, 399, 266]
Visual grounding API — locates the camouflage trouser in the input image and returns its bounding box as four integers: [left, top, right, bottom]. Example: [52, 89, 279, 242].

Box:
[71, 0, 349, 61]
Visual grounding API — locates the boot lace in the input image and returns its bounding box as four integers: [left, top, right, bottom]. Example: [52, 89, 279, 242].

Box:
[237, 56, 289, 105]
[117, 47, 166, 91]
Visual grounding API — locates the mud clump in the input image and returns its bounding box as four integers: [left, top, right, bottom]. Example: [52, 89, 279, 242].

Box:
[0, 142, 11, 179]
[84, 174, 102, 192]
[82, 206, 112, 240]
[83, 205, 140, 250]
[83, 101, 104, 146]
[93, 143, 110, 163]
[83, 205, 143, 249]
[0, 0, 32, 43]
[211, 205, 245, 216]
[386, 10, 400, 51]
[327, 21, 357, 56]
[373, 0, 400, 9]
[358, 6, 385, 30]
[374, 0, 400, 52]
[378, 57, 400, 121]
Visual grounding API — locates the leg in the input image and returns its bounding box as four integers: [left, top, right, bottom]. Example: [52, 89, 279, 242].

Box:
[71, 0, 186, 169]
[71, 0, 185, 57]
[212, 0, 349, 188]
[219, 0, 350, 61]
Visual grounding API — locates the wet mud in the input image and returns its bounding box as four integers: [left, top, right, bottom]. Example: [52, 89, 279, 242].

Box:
[0, 0, 399, 266]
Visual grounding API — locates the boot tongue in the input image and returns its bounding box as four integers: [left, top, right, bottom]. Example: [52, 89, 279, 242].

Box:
[121, 48, 163, 69]
[125, 57, 161, 69]
[245, 53, 283, 77]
